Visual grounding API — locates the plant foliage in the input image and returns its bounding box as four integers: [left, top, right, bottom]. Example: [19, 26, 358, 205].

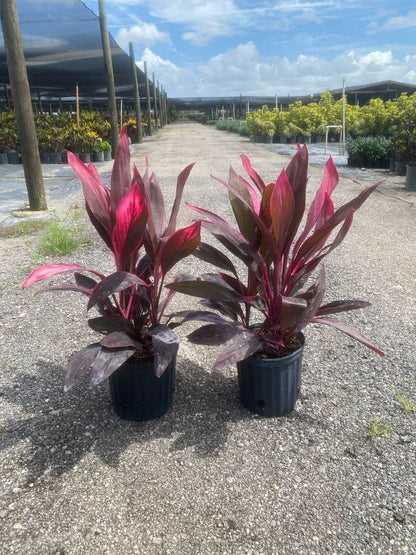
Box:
[23, 127, 201, 389]
[168, 146, 384, 371]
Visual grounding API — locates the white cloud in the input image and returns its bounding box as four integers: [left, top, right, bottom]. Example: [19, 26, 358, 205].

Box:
[116, 23, 170, 47]
[141, 43, 416, 98]
[382, 11, 416, 30]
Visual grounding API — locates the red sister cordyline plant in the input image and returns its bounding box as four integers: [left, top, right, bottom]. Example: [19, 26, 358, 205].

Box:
[169, 145, 384, 371]
[23, 127, 201, 390]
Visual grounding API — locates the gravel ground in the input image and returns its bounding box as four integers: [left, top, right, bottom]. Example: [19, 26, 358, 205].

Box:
[0, 121, 415, 554]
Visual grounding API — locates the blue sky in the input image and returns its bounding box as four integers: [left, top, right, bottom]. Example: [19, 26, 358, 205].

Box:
[85, 1, 416, 97]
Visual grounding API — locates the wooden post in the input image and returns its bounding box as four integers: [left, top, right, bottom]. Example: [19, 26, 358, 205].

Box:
[76, 82, 80, 125]
[157, 80, 162, 127]
[128, 42, 143, 144]
[152, 72, 158, 128]
[0, 0, 47, 211]
[144, 61, 152, 136]
[159, 85, 165, 127]
[98, 0, 119, 156]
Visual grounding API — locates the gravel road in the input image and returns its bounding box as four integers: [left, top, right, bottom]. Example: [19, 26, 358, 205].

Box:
[0, 121, 415, 554]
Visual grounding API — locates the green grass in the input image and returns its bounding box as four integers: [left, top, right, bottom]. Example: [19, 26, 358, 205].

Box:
[396, 393, 416, 413]
[1, 219, 47, 238]
[364, 418, 393, 439]
[37, 220, 89, 256]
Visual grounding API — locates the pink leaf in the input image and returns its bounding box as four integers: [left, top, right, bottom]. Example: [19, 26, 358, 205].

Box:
[23, 264, 86, 288]
[110, 126, 131, 216]
[270, 170, 295, 253]
[160, 221, 201, 276]
[240, 154, 266, 193]
[166, 163, 195, 236]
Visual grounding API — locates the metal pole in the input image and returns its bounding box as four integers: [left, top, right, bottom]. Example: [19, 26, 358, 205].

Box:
[0, 0, 47, 211]
[152, 72, 158, 128]
[98, 0, 119, 156]
[144, 61, 152, 136]
[76, 82, 80, 125]
[128, 42, 143, 143]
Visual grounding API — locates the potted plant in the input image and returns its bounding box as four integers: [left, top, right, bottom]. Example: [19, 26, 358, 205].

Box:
[168, 146, 384, 417]
[91, 138, 105, 162]
[23, 127, 201, 421]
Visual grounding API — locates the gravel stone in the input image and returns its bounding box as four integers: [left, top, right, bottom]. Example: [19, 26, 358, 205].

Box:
[0, 122, 415, 554]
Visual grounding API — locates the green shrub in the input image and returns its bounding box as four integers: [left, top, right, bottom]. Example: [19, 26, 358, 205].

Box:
[346, 136, 392, 168]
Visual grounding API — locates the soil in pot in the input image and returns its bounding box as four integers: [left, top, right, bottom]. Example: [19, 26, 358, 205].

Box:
[237, 334, 305, 417]
[109, 356, 176, 421]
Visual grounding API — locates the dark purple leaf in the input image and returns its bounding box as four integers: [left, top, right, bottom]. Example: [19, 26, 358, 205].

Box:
[316, 300, 371, 316]
[311, 316, 384, 356]
[212, 331, 263, 371]
[188, 324, 242, 345]
[167, 277, 240, 301]
[192, 242, 238, 276]
[90, 346, 137, 386]
[64, 343, 101, 392]
[75, 272, 97, 290]
[143, 325, 179, 377]
[100, 331, 142, 350]
[87, 272, 145, 311]
[88, 316, 134, 333]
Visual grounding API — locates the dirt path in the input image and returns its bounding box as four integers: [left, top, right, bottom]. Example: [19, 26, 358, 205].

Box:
[0, 121, 415, 554]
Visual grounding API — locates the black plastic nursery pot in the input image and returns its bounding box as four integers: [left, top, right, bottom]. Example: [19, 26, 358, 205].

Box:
[237, 335, 305, 417]
[405, 164, 416, 191]
[109, 356, 176, 421]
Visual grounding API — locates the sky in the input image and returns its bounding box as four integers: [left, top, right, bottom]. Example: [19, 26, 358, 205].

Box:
[39, 1, 416, 98]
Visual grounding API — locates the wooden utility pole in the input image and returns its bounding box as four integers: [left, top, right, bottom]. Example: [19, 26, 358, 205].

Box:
[128, 42, 143, 143]
[144, 61, 152, 136]
[98, 0, 118, 156]
[0, 0, 47, 211]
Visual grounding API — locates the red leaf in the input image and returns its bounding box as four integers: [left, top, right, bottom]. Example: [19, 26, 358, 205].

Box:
[23, 264, 86, 288]
[160, 221, 201, 275]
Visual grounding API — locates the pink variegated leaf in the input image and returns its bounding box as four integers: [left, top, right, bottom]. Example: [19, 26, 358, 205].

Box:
[311, 316, 385, 356]
[293, 156, 338, 255]
[240, 154, 266, 193]
[269, 170, 295, 254]
[110, 126, 131, 216]
[112, 182, 148, 268]
[147, 172, 167, 241]
[166, 163, 195, 236]
[285, 144, 308, 243]
[160, 221, 201, 276]
[23, 264, 87, 288]
[68, 151, 111, 231]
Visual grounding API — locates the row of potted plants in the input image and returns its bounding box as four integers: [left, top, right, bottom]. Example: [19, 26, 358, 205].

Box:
[244, 91, 416, 145]
[23, 127, 384, 420]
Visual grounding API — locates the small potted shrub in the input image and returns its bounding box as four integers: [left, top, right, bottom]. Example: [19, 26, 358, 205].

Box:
[169, 146, 384, 417]
[23, 127, 201, 421]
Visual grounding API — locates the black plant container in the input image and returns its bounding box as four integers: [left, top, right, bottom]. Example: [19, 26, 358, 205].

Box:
[237, 336, 305, 417]
[109, 356, 175, 421]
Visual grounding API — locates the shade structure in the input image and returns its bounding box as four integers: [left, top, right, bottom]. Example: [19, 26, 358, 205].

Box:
[0, 0, 154, 103]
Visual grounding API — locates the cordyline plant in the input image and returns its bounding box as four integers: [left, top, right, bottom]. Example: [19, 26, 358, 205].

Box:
[168, 145, 384, 371]
[23, 127, 201, 390]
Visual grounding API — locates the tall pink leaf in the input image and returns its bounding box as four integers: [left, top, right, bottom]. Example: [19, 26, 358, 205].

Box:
[160, 221, 201, 276]
[166, 163, 195, 236]
[240, 154, 266, 193]
[284, 144, 308, 243]
[68, 151, 111, 231]
[269, 170, 295, 253]
[112, 183, 148, 268]
[110, 126, 131, 216]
